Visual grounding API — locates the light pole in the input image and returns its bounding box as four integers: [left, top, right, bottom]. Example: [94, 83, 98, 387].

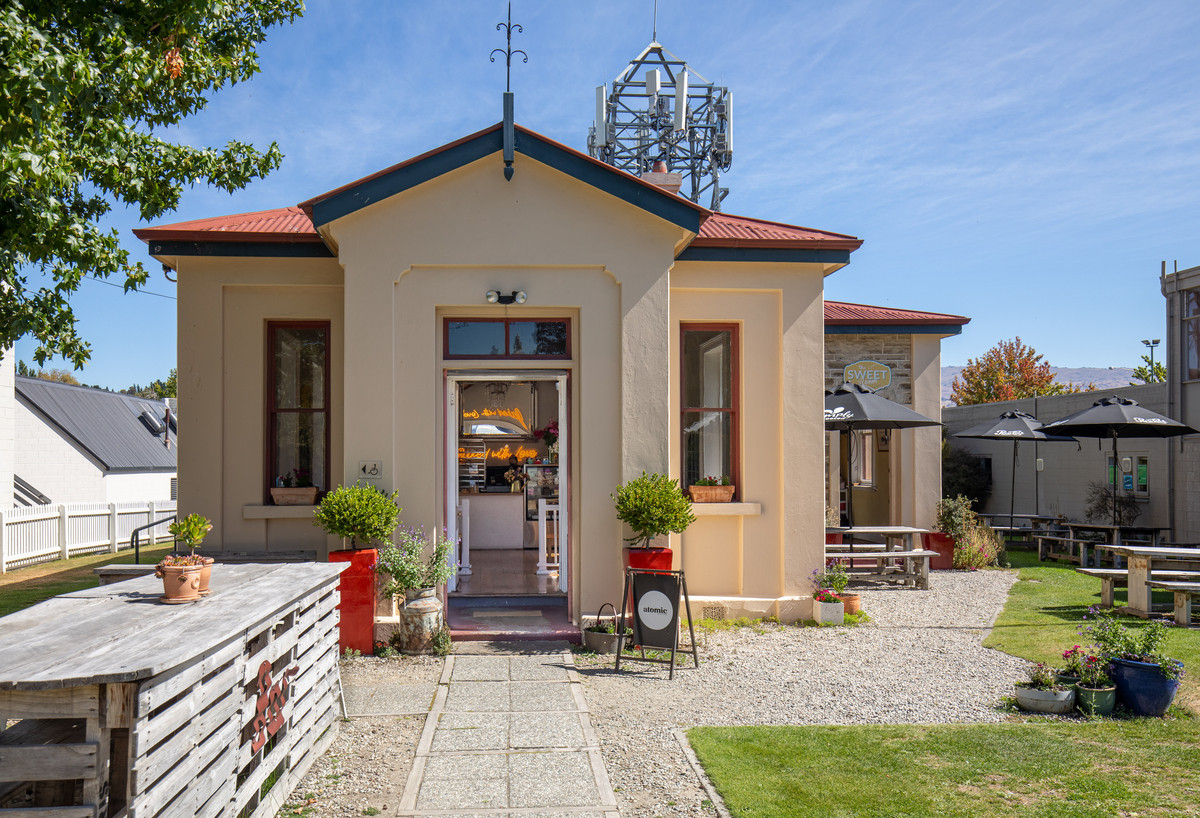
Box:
[1142, 338, 1161, 378]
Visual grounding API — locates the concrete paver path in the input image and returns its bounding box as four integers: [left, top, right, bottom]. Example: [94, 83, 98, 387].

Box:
[396, 651, 619, 816]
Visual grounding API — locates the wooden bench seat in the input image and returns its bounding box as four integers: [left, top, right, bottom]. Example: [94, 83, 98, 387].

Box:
[1038, 535, 1112, 566]
[1145, 580, 1200, 626]
[829, 549, 938, 590]
[1075, 567, 1200, 608]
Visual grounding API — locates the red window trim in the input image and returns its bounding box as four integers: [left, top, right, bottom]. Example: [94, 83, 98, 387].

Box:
[265, 321, 332, 503]
[680, 322, 741, 499]
[442, 317, 572, 360]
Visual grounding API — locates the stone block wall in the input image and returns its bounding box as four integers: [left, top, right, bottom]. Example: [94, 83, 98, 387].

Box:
[825, 333, 913, 405]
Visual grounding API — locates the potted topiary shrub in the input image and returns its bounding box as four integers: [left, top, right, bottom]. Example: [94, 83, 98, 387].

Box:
[1081, 605, 1184, 717]
[1014, 662, 1076, 714]
[375, 526, 457, 655]
[687, 475, 734, 503]
[612, 471, 696, 571]
[924, 495, 975, 570]
[165, 512, 214, 597]
[314, 483, 401, 655]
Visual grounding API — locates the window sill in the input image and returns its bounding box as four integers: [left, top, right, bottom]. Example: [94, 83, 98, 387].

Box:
[243, 505, 317, 520]
[691, 502, 762, 517]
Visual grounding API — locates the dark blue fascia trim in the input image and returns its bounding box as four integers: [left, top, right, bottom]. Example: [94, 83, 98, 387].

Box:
[514, 131, 702, 233]
[676, 246, 852, 264]
[148, 241, 333, 258]
[312, 130, 504, 226]
[825, 324, 964, 336]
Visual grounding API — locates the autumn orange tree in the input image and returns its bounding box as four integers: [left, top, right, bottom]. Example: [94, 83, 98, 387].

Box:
[950, 338, 1086, 405]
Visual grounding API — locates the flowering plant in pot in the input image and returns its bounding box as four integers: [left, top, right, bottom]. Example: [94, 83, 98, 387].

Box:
[582, 603, 629, 654]
[1014, 662, 1076, 714]
[688, 474, 734, 503]
[612, 472, 695, 571]
[375, 526, 457, 655]
[156, 513, 213, 603]
[533, 420, 560, 461]
[812, 559, 858, 614]
[1057, 645, 1086, 685]
[271, 467, 318, 505]
[811, 587, 844, 625]
[1080, 606, 1185, 717]
[1074, 653, 1116, 717]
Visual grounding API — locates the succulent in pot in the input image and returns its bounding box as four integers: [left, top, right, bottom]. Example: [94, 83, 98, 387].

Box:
[158, 513, 213, 602]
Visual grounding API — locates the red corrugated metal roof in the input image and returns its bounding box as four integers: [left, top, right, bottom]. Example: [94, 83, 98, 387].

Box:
[133, 206, 322, 243]
[824, 300, 969, 325]
[694, 212, 862, 250]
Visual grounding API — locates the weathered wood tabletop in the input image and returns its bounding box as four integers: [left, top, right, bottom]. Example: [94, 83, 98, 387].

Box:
[0, 562, 347, 690]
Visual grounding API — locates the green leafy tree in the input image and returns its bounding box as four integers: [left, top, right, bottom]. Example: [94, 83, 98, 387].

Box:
[1, 1, 303, 368]
[1129, 354, 1165, 384]
[950, 337, 1091, 405]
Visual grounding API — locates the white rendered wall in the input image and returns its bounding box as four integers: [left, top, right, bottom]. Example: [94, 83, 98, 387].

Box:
[15, 398, 107, 503]
[0, 348, 14, 510]
[106, 472, 176, 504]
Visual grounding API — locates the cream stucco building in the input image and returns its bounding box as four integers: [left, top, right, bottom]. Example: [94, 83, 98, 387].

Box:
[137, 123, 959, 629]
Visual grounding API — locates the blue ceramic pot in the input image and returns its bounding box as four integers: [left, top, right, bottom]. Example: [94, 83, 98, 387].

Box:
[1109, 658, 1180, 717]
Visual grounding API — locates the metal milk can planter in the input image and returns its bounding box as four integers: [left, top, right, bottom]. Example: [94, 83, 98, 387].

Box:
[400, 587, 443, 655]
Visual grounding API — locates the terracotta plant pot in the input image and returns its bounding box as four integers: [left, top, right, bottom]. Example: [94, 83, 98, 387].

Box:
[155, 564, 203, 604]
[837, 592, 861, 615]
[623, 546, 673, 571]
[688, 485, 735, 503]
[1075, 685, 1117, 717]
[270, 486, 318, 505]
[1014, 685, 1076, 714]
[198, 556, 215, 596]
[814, 600, 844, 625]
[922, 532, 956, 570]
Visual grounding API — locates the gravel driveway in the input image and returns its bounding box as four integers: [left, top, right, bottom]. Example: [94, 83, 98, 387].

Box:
[574, 569, 1029, 818]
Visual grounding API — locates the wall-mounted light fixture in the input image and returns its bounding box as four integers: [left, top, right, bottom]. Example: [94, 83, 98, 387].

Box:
[485, 290, 527, 305]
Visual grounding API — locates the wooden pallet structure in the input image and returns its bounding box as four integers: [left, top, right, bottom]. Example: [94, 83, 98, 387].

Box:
[0, 562, 347, 818]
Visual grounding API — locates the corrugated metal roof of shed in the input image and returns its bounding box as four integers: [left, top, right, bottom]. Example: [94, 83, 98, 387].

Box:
[15, 378, 177, 472]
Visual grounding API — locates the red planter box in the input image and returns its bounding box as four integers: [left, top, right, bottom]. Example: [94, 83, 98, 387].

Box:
[329, 548, 378, 655]
[922, 533, 955, 570]
[623, 546, 673, 571]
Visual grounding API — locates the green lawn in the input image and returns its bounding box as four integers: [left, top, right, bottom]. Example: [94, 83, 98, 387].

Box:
[984, 551, 1199, 713]
[0, 543, 173, 618]
[689, 722, 1200, 817]
[688, 554, 1200, 816]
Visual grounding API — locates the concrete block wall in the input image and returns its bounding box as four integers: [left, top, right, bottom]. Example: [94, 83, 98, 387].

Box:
[0, 348, 13, 510]
[825, 334, 913, 405]
[1177, 438, 1200, 542]
[15, 397, 107, 503]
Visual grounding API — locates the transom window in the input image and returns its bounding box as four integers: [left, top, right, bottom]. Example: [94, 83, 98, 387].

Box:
[444, 319, 570, 359]
[267, 322, 330, 502]
[681, 324, 739, 497]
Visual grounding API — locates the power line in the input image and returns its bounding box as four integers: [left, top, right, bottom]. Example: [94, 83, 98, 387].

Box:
[84, 275, 176, 300]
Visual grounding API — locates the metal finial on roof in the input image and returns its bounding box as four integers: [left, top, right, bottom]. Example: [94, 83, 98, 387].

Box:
[491, 2, 526, 181]
[490, 1, 527, 94]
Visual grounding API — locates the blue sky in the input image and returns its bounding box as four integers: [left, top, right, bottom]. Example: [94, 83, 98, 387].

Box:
[15, 0, 1200, 388]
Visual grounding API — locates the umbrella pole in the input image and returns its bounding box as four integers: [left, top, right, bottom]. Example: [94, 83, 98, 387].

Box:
[1010, 441, 1018, 528]
[1111, 431, 1119, 527]
[844, 429, 855, 530]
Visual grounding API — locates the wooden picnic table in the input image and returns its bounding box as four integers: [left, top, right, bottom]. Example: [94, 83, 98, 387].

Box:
[0, 562, 346, 817]
[1093, 545, 1200, 617]
[824, 527, 934, 590]
[825, 525, 928, 551]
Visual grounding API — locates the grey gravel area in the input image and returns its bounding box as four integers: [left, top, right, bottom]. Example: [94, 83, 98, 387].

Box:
[574, 569, 1029, 818]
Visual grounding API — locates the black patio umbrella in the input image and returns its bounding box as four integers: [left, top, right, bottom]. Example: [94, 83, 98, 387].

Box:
[1038, 396, 1197, 525]
[953, 410, 1076, 527]
[824, 383, 941, 528]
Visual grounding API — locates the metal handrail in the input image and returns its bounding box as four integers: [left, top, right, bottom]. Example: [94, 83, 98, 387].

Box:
[132, 514, 177, 563]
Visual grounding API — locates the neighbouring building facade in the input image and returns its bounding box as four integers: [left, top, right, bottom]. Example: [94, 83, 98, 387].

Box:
[944, 260, 1200, 542]
[137, 123, 960, 625]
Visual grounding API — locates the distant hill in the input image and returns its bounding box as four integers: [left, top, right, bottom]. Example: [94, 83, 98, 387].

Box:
[941, 366, 1137, 406]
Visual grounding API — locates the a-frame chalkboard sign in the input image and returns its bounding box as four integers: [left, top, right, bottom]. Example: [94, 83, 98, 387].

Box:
[615, 568, 700, 679]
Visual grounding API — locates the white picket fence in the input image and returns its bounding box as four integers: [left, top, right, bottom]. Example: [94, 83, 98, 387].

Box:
[0, 501, 178, 573]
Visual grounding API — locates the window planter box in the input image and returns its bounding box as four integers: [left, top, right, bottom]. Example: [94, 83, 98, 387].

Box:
[271, 487, 318, 506]
[688, 485, 735, 503]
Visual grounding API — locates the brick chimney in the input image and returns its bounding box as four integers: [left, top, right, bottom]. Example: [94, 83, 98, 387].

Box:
[641, 160, 682, 194]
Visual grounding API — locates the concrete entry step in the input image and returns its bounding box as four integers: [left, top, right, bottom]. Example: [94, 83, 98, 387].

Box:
[448, 596, 580, 642]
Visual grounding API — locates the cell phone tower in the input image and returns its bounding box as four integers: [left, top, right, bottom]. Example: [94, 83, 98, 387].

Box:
[587, 31, 733, 210]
